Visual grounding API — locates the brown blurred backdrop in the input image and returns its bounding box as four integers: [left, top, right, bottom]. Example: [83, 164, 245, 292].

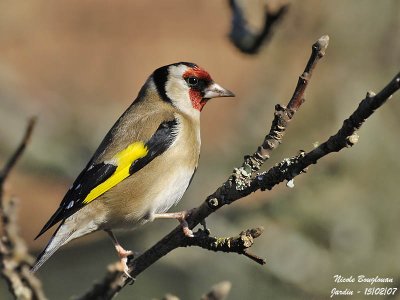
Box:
[1, 0, 399, 299]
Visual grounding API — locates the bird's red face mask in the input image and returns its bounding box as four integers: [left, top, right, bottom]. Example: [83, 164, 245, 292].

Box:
[183, 67, 235, 111]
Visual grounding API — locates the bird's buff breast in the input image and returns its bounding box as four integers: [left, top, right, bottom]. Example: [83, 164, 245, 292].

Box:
[101, 157, 196, 230]
[98, 126, 199, 230]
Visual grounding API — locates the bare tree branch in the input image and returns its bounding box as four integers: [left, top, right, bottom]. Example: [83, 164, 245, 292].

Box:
[229, 0, 289, 54]
[0, 117, 36, 192]
[77, 35, 330, 300]
[0, 117, 47, 300]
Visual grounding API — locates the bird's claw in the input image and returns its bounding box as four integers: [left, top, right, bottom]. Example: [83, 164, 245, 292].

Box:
[116, 249, 136, 280]
[181, 220, 194, 237]
[120, 256, 134, 279]
[179, 209, 195, 237]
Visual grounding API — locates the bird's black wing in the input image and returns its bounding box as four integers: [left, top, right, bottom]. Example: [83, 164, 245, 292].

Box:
[35, 118, 179, 239]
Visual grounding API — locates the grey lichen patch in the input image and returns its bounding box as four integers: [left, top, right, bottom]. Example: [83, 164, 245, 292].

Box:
[233, 166, 252, 191]
[212, 238, 225, 249]
[232, 152, 267, 191]
[241, 164, 252, 176]
[239, 232, 253, 248]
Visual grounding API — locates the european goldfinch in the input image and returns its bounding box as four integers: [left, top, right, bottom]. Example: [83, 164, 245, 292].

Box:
[32, 62, 234, 276]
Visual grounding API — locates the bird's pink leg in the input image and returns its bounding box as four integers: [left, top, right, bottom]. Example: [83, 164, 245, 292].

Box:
[105, 230, 134, 279]
[153, 209, 194, 237]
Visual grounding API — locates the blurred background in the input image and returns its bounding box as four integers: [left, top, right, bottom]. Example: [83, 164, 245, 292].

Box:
[1, 0, 399, 299]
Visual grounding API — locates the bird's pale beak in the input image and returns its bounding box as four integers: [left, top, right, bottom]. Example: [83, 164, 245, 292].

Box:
[203, 83, 235, 99]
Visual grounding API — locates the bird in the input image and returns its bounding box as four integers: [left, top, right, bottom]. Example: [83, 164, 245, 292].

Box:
[32, 62, 234, 276]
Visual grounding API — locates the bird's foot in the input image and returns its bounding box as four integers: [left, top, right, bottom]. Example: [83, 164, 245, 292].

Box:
[181, 219, 194, 237]
[115, 244, 135, 279]
[173, 209, 195, 237]
[153, 209, 195, 237]
[105, 229, 136, 280]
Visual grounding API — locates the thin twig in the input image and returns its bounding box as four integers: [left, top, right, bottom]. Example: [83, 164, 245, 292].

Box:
[181, 227, 266, 265]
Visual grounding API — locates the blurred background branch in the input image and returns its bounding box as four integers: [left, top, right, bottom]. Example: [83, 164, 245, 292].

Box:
[0, 117, 47, 300]
[0, 118, 36, 188]
[229, 0, 289, 54]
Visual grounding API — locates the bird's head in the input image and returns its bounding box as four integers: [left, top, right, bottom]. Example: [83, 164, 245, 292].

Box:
[151, 62, 234, 116]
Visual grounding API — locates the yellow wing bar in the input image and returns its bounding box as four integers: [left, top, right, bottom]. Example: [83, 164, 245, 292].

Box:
[83, 142, 148, 204]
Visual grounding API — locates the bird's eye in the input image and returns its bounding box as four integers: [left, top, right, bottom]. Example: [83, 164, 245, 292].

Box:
[186, 77, 198, 87]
